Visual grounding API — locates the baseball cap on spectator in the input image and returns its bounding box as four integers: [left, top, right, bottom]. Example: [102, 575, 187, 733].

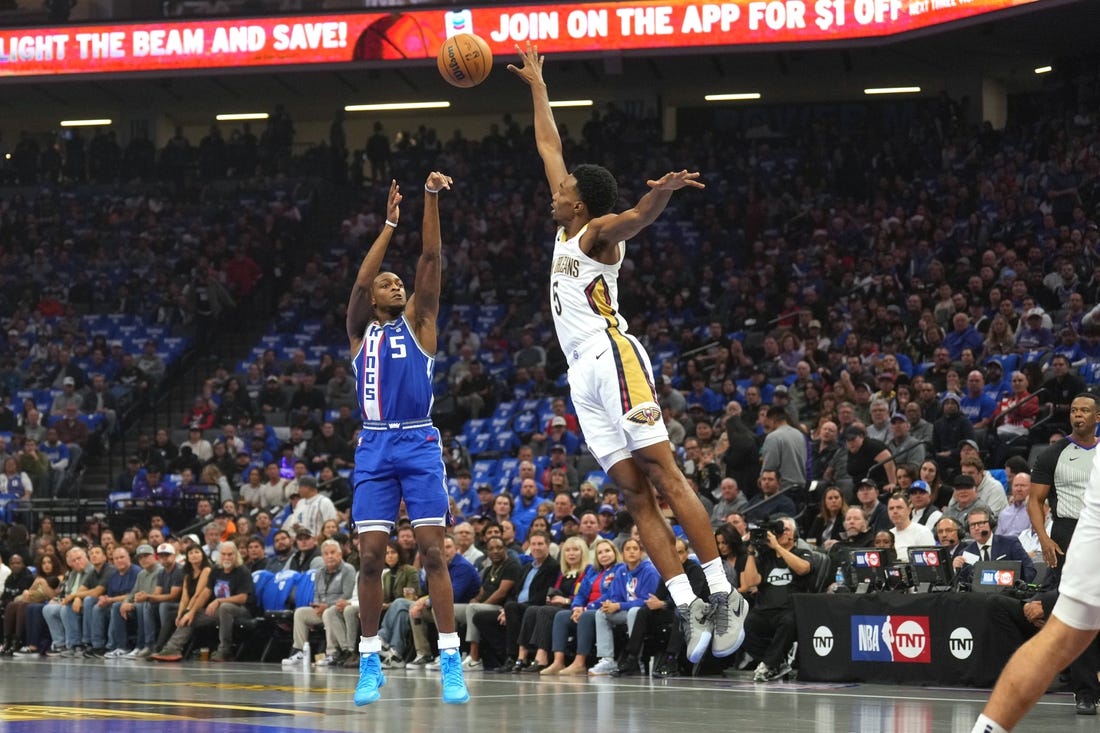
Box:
[183, 534, 200, 546]
[857, 478, 878, 491]
[550, 443, 566, 453]
[773, 385, 789, 396]
[266, 375, 280, 383]
[941, 392, 962, 405]
[659, 375, 672, 385]
[135, 544, 156, 556]
[808, 320, 822, 330]
[890, 413, 908, 423]
[909, 480, 930, 492]
[886, 305, 902, 315]
[877, 372, 895, 382]
[598, 504, 616, 515]
[296, 528, 313, 538]
[550, 416, 567, 428]
[127, 455, 141, 464]
[477, 484, 494, 494]
[1026, 308, 1044, 320]
[561, 514, 580, 524]
[985, 358, 1003, 369]
[958, 439, 980, 452]
[952, 474, 977, 489]
[156, 543, 175, 555]
[62, 377, 75, 386]
[843, 425, 865, 441]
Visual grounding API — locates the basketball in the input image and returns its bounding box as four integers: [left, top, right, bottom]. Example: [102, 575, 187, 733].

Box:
[437, 33, 492, 88]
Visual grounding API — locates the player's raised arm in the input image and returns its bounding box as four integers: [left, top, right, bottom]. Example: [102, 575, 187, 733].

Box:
[406, 171, 451, 356]
[508, 43, 568, 193]
[347, 180, 402, 351]
[590, 170, 705, 244]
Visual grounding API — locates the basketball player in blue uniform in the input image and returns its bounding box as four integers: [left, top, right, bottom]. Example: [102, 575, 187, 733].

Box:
[510, 45, 747, 665]
[347, 174, 469, 705]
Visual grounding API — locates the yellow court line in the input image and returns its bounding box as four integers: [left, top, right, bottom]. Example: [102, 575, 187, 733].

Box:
[1, 705, 185, 721]
[84, 699, 321, 716]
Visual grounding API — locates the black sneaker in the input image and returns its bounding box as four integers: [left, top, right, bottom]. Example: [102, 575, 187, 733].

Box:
[611, 655, 640, 677]
[652, 655, 678, 678]
[1076, 694, 1097, 715]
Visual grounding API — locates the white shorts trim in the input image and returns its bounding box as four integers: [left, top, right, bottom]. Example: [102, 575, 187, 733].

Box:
[1052, 594, 1100, 631]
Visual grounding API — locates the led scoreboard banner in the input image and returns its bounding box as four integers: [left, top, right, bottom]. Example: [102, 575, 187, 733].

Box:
[0, 0, 1042, 78]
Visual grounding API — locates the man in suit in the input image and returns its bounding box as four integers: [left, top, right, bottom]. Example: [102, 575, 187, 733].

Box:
[934, 516, 967, 564]
[470, 530, 561, 671]
[954, 507, 1036, 584]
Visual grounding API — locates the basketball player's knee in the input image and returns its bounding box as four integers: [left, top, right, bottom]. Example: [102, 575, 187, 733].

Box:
[359, 549, 385, 578]
[419, 545, 445, 574]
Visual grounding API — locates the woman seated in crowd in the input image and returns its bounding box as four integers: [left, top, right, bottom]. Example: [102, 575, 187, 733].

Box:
[2, 553, 64, 655]
[378, 540, 419, 668]
[806, 486, 847, 547]
[587, 538, 661, 676]
[714, 524, 749, 592]
[553, 538, 622, 676]
[151, 545, 211, 658]
[508, 535, 590, 673]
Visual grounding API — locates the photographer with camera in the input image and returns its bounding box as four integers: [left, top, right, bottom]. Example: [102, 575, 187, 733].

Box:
[739, 516, 812, 682]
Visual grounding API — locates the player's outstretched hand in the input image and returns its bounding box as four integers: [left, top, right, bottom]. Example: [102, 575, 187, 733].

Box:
[646, 170, 705, 191]
[507, 42, 545, 86]
[387, 179, 402, 225]
[425, 171, 453, 193]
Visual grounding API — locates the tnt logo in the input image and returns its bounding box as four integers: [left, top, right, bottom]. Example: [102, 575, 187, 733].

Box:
[445, 10, 474, 37]
[851, 615, 931, 664]
[981, 569, 1015, 586]
[949, 627, 974, 660]
[812, 625, 834, 657]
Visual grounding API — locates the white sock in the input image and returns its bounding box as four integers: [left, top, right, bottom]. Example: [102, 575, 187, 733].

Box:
[666, 574, 696, 607]
[437, 632, 460, 652]
[971, 714, 1009, 733]
[700, 558, 733, 596]
[359, 636, 382, 654]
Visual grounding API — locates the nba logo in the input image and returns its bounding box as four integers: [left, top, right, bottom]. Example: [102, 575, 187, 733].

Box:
[445, 10, 474, 38]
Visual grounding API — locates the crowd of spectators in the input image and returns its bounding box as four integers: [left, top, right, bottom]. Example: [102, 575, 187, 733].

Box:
[0, 62, 1098, 679]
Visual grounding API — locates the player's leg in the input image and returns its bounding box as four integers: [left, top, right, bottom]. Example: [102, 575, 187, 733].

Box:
[356, 531, 390, 638]
[976, 614, 1098, 731]
[405, 429, 469, 704]
[350, 434, 400, 706]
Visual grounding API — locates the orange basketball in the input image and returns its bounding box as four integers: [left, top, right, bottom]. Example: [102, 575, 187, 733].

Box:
[437, 33, 492, 89]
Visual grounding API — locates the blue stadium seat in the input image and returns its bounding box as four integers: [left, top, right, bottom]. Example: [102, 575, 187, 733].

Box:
[1020, 349, 1049, 366]
[492, 401, 516, 420]
[463, 418, 487, 445]
[511, 411, 538, 435]
[492, 430, 518, 454]
[1081, 362, 1100, 384]
[468, 431, 494, 458]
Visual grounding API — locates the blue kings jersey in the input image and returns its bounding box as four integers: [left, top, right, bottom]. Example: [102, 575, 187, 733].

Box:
[352, 315, 435, 421]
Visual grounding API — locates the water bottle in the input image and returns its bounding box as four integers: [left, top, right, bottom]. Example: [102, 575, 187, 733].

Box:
[302, 641, 311, 667]
[835, 568, 845, 585]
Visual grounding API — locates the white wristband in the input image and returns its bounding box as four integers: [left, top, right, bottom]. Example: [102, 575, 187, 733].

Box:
[385, 220, 397, 228]
[425, 185, 440, 194]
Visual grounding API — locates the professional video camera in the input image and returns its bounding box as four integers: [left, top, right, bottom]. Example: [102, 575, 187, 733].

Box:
[749, 520, 785, 550]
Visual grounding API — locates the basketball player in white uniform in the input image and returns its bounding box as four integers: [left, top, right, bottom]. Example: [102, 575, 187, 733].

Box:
[510, 44, 746, 663]
[974, 394, 1100, 732]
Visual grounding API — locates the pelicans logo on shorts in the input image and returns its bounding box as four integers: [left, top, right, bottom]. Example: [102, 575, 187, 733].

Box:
[626, 406, 662, 426]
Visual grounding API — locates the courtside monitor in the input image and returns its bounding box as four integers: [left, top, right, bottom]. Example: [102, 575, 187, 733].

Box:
[972, 561, 1022, 593]
[907, 546, 953, 589]
[849, 548, 885, 590]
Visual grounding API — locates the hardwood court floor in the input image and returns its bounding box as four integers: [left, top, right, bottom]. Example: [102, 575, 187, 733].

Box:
[0, 657, 1086, 732]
